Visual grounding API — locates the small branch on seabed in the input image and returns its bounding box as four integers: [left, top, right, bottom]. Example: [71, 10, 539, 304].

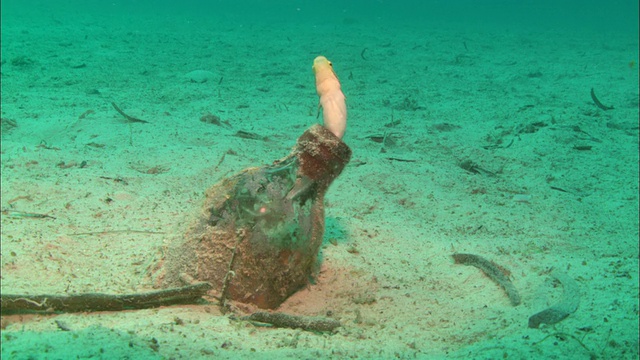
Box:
[111, 102, 149, 123]
[237, 312, 342, 333]
[1, 282, 212, 315]
[1, 209, 56, 219]
[69, 229, 165, 236]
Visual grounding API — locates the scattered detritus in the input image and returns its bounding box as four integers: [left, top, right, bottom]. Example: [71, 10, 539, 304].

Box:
[533, 331, 599, 359]
[1, 118, 18, 132]
[386, 157, 417, 162]
[517, 121, 547, 134]
[528, 270, 580, 328]
[69, 229, 164, 236]
[56, 161, 86, 169]
[233, 130, 269, 141]
[590, 88, 614, 111]
[394, 96, 423, 111]
[36, 141, 61, 151]
[213, 149, 237, 172]
[86, 142, 106, 148]
[200, 113, 230, 127]
[482, 134, 514, 150]
[364, 134, 385, 143]
[99, 176, 129, 185]
[111, 102, 149, 123]
[6, 195, 33, 205]
[458, 159, 497, 177]
[218, 230, 244, 314]
[129, 162, 170, 175]
[10, 55, 35, 67]
[431, 122, 461, 132]
[241, 312, 341, 332]
[360, 47, 368, 60]
[78, 109, 95, 119]
[452, 253, 521, 306]
[1, 210, 56, 220]
[384, 119, 402, 128]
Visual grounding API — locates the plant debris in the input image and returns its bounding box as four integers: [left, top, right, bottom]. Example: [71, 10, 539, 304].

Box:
[0, 282, 212, 315]
[233, 130, 268, 141]
[112, 102, 149, 124]
[240, 312, 341, 332]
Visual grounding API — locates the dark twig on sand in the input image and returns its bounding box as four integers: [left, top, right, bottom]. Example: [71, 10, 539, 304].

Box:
[1, 282, 212, 315]
[241, 312, 342, 332]
[111, 102, 149, 123]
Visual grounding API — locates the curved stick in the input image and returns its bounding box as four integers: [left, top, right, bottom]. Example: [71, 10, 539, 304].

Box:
[590, 88, 614, 110]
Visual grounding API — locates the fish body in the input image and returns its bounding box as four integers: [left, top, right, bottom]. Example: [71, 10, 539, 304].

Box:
[312, 56, 347, 139]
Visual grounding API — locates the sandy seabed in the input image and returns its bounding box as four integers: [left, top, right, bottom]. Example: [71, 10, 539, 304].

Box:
[1, 4, 638, 360]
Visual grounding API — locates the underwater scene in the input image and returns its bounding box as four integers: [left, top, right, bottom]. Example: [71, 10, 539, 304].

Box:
[1, 0, 638, 359]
